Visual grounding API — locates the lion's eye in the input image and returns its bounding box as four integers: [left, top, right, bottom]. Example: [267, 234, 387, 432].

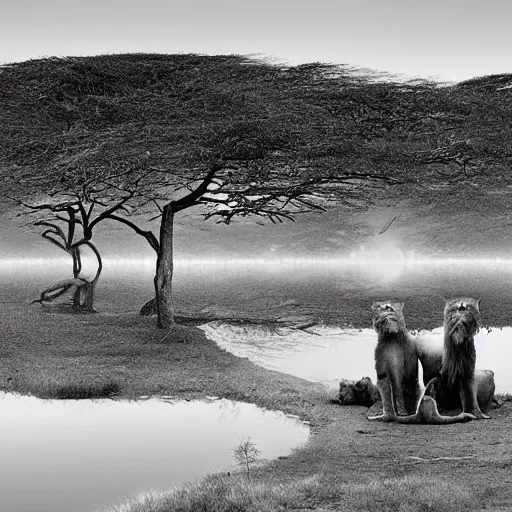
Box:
[384, 305, 393, 311]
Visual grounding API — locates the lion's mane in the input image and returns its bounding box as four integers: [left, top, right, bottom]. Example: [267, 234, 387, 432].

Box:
[441, 298, 480, 388]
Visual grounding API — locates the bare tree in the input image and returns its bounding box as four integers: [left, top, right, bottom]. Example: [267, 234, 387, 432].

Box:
[10, 198, 102, 311]
[233, 438, 260, 478]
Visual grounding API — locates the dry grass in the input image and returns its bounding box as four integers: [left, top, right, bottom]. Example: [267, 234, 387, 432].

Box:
[105, 474, 321, 512]
[104, 473, 476, 512]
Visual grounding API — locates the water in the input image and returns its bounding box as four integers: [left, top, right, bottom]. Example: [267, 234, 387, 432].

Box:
[1, 259, 511, 509]
[5, 257, 512, 326]
[0, 394, 309, 512]
[201, 323, 512, 394]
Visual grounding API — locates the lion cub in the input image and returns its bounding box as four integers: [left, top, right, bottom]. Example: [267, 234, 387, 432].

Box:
[368, 301, 421, 421]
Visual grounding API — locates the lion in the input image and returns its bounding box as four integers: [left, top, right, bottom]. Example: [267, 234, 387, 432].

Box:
[367, 301, 422, 421]
[339, 377, 380, 406]
[415, 298, 494, 419]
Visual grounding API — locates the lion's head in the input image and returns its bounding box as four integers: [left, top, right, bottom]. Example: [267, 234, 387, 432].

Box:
[353, 376, 380, 406]
[338, 379, 357, 405]
[371, 301, 406, 335]
[444, 298, 481, 345]
[339, 377, 380, 406]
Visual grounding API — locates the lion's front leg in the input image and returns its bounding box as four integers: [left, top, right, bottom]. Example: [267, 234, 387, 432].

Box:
[367, 377, 398, 422]
[461, 382, 490, 420]
[390, 372, 408, 416]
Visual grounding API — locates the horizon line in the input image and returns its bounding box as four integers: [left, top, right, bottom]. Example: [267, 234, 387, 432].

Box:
[2, 256, 512, 266]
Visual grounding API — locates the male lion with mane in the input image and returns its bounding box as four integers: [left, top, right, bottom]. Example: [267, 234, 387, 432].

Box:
[416, 298, 494, 420]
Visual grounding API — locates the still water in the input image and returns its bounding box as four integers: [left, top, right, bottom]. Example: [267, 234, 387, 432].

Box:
[0, 394, 309, 512]
[5, 256, 512, 323]
[201, 323, 512, 394]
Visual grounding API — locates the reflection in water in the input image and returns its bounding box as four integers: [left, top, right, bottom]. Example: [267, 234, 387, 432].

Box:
[202, 323, 512, 394]
[4, 257, 512, 325]
[0, 395, 309, 512]
[201, 323, 377, 388]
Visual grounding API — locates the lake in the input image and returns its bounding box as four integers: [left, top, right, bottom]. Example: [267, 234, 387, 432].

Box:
[0, 394, 309, 512]
[4, 256, 512, 327]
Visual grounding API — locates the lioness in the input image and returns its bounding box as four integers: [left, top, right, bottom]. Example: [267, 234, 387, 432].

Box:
[367, 301, 422, 421]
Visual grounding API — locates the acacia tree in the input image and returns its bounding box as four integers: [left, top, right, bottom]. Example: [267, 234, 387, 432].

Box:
[32, 116, 399, 328]
[1, 54, 443, 327]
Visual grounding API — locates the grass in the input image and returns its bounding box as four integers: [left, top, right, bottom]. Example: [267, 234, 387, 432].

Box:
[338, 475, 474, 512]
[1, 302, 512, 512]
[8, 373, 121, 399]
[105, 473, 321, 512]
[49, 378, 121, 399]
[0, 303, 327, 413]
[105, 473, 475, 512]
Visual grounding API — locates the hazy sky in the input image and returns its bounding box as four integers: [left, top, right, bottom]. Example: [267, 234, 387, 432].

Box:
[1, 0, 510, 82]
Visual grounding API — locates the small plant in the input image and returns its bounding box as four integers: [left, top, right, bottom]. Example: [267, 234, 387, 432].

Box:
[233, 437, 260, 478]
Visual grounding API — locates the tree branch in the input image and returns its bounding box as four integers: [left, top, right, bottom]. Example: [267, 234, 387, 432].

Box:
[105, 214, 160, 253]
[88, 191, 135, 231]
[173, 162, 222, 212]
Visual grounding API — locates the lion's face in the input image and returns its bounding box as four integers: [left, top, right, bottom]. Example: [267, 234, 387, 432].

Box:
[371, 301, 406, 335]
[444, 298, 481, 342]
[339, 379, 356, 405]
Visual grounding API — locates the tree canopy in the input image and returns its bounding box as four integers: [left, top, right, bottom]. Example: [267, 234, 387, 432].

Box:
[3, 54, 512, 200]
[1, 53, 434, 208]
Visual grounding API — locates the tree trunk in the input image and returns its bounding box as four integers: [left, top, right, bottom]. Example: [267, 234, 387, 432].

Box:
[72, 285, 83, 309]
[154, 204, 175, 329]
[71, 241, 102, 313]
[71, 248, 82, 309]
[76, 282, 96, 312]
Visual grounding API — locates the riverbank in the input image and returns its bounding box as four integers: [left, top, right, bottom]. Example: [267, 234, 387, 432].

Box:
[2, 303, 512, 511]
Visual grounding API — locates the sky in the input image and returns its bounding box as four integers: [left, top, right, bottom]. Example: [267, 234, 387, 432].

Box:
[1, 0, 511, 83]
